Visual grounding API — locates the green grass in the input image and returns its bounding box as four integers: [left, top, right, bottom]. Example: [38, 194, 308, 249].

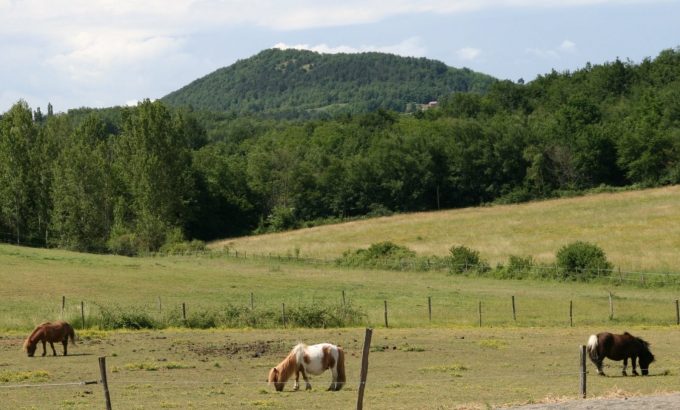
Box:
[2, 243, 680, 332]
[212, 185, 680, 273]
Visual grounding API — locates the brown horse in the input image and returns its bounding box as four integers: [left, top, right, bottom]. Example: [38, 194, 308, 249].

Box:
[23, 321, 76, 357]
[586, 332, 655, 376]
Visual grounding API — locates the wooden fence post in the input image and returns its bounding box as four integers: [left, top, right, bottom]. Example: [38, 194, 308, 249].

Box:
[99, 356, 113, 410]
[608, 292, 614, 320]
[428, 296, 432, 322]
[182, 302, 186, 321]
[61, 296, 65, 317]
[675, 300, 679, 325]
[158, 296, 162, 313]
[81, 301, 85, 329]
[511, 295, 516, 321]
[478, 301, 482, 327]
[570, 300, 573, 327]
[383, 301, 389, 328]
[356, 328, 373, 410]
[579, 345, 587, 399]
[282, 303, 286, 327]
[342, 290, 346, 306]
[251, 292, 254, 310]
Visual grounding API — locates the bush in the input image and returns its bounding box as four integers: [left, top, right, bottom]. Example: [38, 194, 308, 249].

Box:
[506, 255, 534, 278]
[448, 245, 488, 274]
[160, 239, 207, 255]
[336, 241, 416, 269]
[555, 241, 613, 280]
[97, 304, 158, 329]
[107, 233, 140, 256]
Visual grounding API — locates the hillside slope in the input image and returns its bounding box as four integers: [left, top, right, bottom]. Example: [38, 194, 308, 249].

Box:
[211, 185, 680, 272]
[161, 48, 496, 118]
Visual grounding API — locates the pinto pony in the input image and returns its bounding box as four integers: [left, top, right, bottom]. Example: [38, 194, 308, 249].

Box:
[22, 321, 76, 357]
[586, 331, 655, 376]
[268, 343, 345, 391]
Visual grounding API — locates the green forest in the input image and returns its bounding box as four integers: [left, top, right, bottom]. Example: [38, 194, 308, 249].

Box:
[1, 47, 679, 255]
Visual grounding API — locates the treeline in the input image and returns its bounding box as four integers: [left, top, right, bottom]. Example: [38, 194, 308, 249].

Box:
[1, 47, 680, 255]
[161, 48, 496, 118]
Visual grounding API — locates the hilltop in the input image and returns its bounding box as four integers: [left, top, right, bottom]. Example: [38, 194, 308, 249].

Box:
[161, 48, 496, 118]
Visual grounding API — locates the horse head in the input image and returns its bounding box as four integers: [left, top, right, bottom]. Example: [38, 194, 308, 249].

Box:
[24, 341, 37, 357]
[268, 367, 285, 391]
[639, 348, 655, 376]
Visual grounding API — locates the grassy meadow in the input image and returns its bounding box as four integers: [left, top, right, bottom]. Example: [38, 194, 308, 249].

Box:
[212, 185, 680, 273]
[3, 186, 680, 408]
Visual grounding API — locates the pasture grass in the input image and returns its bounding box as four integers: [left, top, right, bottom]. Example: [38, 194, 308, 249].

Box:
[2, 327, 680, 409]
[212, 185, 680, 273]
[2, 243, 680, 332]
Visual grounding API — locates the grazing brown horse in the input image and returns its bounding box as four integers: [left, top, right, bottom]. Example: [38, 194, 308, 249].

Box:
[586, 332, 655, 376]
[23, 321, 76, 357]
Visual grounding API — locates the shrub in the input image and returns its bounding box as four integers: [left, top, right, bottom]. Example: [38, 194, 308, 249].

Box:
[448, 245, 488, 274]
[504, 255, 534, 278]
[98, 304, 158, 329]
[555, 241, 613, 280]
[336, 241, 416, 269]
[107, 233, 140, 256]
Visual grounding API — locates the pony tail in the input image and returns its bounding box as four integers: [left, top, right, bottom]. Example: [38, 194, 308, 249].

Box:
[69, 324, 76, 345]
[586, 334, 599, 362]
[335, 347, 346, 390]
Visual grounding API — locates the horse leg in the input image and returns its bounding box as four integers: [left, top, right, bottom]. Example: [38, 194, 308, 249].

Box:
[293, 369, 300, 391]
[62, 339, 68, 356]
[622, 358, 628, 376]
[301, 368, 312, 390]
[49, 341, 57, 356]
[41, 340, 47, 356]
[632, 356, 639, 376]
[328, 365, 339, 391]
[596, 359, 605, 376]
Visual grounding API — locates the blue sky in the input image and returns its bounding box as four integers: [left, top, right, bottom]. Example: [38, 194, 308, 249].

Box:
[1, 0, 678, 113]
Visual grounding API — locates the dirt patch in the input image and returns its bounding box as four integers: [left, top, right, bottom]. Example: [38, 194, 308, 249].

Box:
[184, 340, 285, 359]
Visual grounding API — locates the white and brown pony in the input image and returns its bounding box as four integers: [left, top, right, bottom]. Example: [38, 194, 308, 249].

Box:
[268, 343, 345, 391]
[23, 321, 76, 357]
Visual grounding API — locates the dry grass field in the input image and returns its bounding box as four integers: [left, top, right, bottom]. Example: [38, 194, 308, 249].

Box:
[211, 185, 680, 272]
[2, 327, 680, 409]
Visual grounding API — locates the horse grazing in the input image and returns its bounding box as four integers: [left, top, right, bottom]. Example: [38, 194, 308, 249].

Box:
[268, 343, 345, 391]
[23, 321, 76, 357]
[586, 331, 654, 376]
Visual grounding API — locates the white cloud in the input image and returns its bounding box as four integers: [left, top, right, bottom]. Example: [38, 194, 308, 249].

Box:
[526, 40, 577, 60]
[560, 40, 577, 52]
[47, 32, 184, 83]
[457, 47, 482, 61]
[273, 37, 427, 58]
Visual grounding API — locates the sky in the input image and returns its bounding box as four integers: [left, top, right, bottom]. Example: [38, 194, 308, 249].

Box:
[1, 0, 679, 113]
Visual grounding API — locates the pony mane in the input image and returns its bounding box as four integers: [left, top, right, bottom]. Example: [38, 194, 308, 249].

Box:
[22, 322, 50, 351]
[274, 344, 305, 383]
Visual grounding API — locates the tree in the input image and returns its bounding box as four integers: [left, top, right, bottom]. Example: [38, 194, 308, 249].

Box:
[50, 116, 113, 251]
[0, 101, 37, 244]
[111, 100, 195, 252]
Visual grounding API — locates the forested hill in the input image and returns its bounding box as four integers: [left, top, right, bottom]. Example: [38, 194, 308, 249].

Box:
[161, 48, 496, 118]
